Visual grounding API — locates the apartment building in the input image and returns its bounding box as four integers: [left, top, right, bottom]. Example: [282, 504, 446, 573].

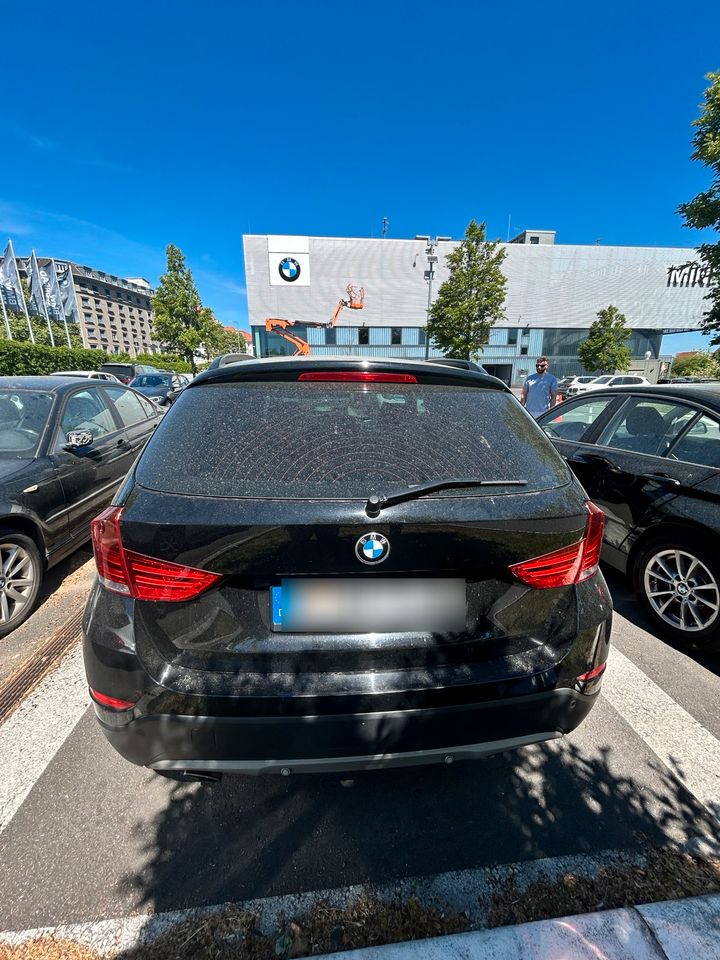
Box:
[69, 263, 157, 355]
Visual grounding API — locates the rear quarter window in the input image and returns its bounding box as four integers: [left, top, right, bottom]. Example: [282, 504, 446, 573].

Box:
[137, 382, 570, 499]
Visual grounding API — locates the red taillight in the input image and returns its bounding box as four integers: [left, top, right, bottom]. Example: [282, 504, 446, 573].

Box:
[90, 506, 222, 601]
[576, 662, 607, 683]
[509, 502, 605, 589]
[297, 372, 417, 383]
[89, 687, 136, 710]
[119, 376, 131, 384]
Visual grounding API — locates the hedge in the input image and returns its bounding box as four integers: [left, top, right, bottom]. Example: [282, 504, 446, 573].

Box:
[0, 341, 106, 376]
[0, 341, 193, 377]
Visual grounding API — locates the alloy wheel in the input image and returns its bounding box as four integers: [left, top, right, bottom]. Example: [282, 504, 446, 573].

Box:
[0, 542, 36, 625]
[643, 549, 720, 633]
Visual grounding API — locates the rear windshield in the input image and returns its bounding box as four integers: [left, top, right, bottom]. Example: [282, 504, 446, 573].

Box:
[131, 374, 171, 387]
[100, 364, 134, 377]
[137, 382, 569, 498]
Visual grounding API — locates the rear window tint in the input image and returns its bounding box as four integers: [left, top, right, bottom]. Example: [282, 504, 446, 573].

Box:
[100, 364, 134, 378]
[137, 382, 568, 499]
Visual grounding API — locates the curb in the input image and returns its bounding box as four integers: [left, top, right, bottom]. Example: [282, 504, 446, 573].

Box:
[2, 892, 719, 959]
[313, 894, 720, 959]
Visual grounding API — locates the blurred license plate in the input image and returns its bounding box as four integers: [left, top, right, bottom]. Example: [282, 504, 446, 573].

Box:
[271, 579, 466, 633]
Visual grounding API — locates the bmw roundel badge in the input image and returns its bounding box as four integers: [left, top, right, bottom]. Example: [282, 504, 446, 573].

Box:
[355, 532, 390, 565]
[278, 257, 301, 282]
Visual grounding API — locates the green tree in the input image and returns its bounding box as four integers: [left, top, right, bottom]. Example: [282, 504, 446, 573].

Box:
[7, 277, 84, 347]
[577, 305, 632, 374]
[670, 350, 720, 378]
[678, 71, 720, 342]
[3, 312, 83, 348]
[151, 245, 224, 373]
[426, 220, 507, 359]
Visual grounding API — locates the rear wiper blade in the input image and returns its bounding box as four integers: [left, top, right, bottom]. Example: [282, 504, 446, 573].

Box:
[365, 478, 528, 515]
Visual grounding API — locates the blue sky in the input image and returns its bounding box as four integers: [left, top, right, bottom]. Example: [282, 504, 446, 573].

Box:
[2, 0, 719, 354]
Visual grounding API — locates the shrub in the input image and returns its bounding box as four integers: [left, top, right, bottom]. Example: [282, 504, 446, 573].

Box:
[0, 341, 106, 376]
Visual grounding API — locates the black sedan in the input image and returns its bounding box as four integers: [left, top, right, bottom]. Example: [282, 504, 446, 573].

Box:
[128, 373, 185, 407]
[0, 377, 162, 635]
[538, 384, 720, 650]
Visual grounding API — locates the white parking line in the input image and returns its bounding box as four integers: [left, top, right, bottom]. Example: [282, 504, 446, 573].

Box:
[0, 643, 89, 835]
[602, 646, 720, 820]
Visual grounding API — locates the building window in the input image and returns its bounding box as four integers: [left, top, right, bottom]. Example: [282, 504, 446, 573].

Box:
[391, 327, 402, 345]
[520, 346, 528, 355]
[508, 329, 518, 345]
[358, 327, 369, 345]
[530, 236, 539, 245]
[418, 329, 426, 346]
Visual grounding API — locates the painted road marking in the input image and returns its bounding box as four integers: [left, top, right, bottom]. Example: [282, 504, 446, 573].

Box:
[602, 645, 720, 819]
[0, 644, 89, 835]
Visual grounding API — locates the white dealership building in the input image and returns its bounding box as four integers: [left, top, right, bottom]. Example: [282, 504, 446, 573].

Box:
[242, 230, 711, 385]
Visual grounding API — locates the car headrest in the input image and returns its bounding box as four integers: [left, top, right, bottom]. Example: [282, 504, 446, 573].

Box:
[626, 406, 666, 437]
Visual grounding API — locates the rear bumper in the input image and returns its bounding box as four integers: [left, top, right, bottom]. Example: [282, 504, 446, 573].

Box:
[94, 687, 598, 774]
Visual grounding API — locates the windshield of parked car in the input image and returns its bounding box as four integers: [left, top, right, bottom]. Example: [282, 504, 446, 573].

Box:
[131, 375, 171, 388]
[0, 390, 53, 458]
[138, 382, 569, 499]
[592, 376, 612, 384]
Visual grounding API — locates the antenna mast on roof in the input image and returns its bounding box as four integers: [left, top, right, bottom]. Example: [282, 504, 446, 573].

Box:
[382, 217, 389, 239]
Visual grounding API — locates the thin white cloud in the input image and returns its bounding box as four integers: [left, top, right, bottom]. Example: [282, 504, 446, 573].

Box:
[0, 200, 248, 327]
[9, 127, 131, 173]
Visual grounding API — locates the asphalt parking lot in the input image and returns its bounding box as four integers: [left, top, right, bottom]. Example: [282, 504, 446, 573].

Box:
[0, 565, 719, 934]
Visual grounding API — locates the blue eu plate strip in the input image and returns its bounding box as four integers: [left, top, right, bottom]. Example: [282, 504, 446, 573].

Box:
[271, 585, 284, 630]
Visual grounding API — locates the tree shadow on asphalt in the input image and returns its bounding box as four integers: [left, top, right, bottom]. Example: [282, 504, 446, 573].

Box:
[117, 732, 719, 920]
[603, 566, 720, 678]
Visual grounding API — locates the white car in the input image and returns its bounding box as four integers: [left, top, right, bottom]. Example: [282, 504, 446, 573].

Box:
[558, 375, 599, 397]
[565, 374, 650, 397]
[51, 370, 121, 382]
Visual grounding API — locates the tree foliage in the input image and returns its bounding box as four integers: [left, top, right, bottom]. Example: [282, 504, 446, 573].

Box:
[678, 71, 720, 343]
[577, 305, 632, 374]
[3, 311, 83, 348]
[151, 245, 225, 372]
[427, 220, 507, 359]
[670, 350, 720, 378]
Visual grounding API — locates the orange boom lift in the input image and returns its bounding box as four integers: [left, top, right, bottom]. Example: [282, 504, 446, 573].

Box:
[264, 284, 365, 356]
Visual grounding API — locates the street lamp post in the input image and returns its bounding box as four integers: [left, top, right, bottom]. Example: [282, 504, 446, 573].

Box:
[416, 235, 451, 359]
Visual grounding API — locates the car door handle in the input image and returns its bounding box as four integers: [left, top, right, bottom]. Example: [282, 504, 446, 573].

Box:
[640, 472, 681, 488]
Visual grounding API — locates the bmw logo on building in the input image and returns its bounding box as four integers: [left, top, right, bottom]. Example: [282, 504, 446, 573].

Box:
[355, 532, 390, 565]
[278, 257, 301, 282]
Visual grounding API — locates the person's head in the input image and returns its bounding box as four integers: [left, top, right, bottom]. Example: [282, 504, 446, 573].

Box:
[535, 357, 549, 374]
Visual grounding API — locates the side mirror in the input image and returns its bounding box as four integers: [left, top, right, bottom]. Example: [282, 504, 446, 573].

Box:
[64, 430, 94, 450]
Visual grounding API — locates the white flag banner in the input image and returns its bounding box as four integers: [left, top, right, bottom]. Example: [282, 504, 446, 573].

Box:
[56, 261, 78, 324]
[40, 260, 64, 324]
[0, 241, 24, 313]
[28, 251, 48, 319]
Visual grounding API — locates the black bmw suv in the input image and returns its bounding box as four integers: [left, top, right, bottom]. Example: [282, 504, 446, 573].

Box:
[83, 358, 612, 779]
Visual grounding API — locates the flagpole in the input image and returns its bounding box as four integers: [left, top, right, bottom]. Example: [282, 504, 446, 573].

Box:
[0, 288, 11, 340]
[52, 260, 72, 347]
[10, 240, 35, 344]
